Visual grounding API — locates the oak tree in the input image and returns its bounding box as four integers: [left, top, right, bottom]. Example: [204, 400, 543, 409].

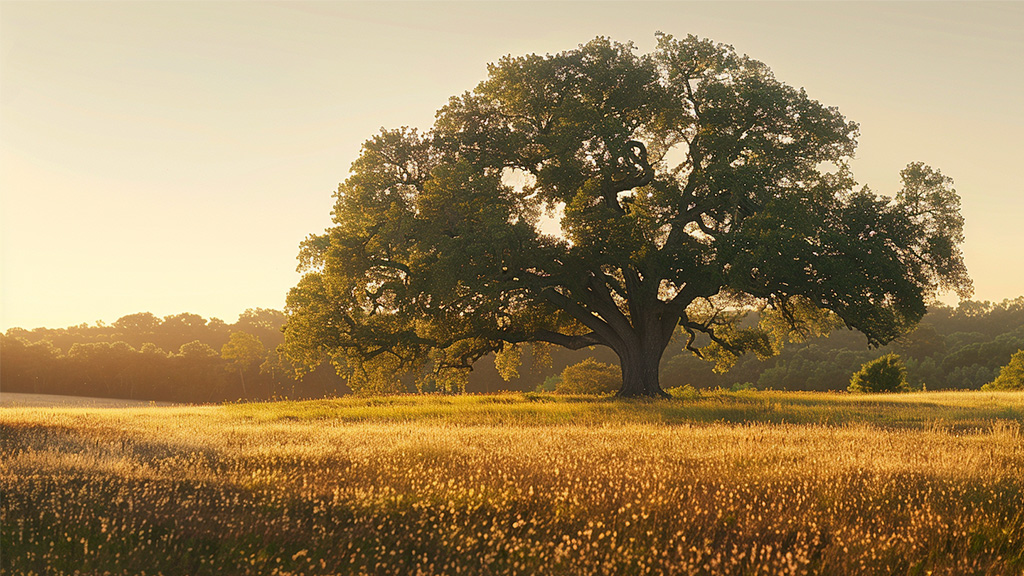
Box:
[283, 34, 970, 397]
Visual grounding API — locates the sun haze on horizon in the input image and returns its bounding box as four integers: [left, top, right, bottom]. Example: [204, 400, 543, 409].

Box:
[2, 2, 1021, 331]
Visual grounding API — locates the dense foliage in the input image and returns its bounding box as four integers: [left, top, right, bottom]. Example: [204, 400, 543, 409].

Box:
[283, 34, 970, 397]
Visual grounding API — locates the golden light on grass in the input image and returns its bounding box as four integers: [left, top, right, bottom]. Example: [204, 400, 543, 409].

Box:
[2, 391, 1022, 574]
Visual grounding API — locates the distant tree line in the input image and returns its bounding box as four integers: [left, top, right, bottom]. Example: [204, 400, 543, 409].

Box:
[1, 309, 343, 403]
[2, 298, 1021, 402]
[657, 297, 1024, 392]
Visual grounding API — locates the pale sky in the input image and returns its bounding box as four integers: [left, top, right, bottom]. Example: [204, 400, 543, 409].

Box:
[1, 2, 1022, 330]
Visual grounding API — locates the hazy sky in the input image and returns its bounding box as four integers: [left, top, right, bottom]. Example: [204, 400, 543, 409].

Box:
[2, 2, 1022, 330]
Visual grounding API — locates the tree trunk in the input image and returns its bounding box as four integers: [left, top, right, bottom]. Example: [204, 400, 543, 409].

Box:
[615, 341, 670, 398]
[238, 368, 248, 397]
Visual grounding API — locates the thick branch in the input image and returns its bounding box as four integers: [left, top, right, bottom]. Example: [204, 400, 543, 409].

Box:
[622, 267, 645, 325]
[683, 326, 702, 357]
[582, 271, 635, 337]
[681, 320, 742, 355]
[541, 286, 625, 349]
[600, 270, 629, 301]
[602, 140, 655, 212]
[525, 330, 602, 350]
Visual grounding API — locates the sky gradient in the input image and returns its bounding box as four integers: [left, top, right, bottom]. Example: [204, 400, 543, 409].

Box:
[2, 2, 1022, 330]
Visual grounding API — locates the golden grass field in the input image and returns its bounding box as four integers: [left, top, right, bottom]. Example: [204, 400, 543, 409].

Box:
[1, 390, 1022, 575]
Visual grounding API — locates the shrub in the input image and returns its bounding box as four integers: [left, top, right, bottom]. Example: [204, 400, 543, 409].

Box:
[983, 349, 1024, 390]
[535, 375, 561, 393]
[667, 384, 702, 400]
[555, 358, 620, 395]
[848, 353, 910, 393]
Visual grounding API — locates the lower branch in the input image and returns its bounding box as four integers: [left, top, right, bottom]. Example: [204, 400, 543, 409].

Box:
[532, 330, 603, 350]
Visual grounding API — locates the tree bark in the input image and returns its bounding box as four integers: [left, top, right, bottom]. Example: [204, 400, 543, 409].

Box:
[614, 339, 670, 398]
[541, 266, 682, 398]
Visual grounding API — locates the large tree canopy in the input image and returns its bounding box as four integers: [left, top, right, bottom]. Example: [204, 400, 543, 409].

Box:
[283, 34, 971, 397]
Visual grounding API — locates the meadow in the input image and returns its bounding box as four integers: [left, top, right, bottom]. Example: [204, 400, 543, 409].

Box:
[2, 390, 1023, 575]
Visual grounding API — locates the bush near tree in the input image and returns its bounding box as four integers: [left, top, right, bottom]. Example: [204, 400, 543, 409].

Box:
[983, 349, 1024, 391]
[556, 359, 620, 395]
[848, 353, 911, 393]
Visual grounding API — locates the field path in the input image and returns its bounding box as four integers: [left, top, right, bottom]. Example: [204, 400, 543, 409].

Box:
[0, 392, 176, 408]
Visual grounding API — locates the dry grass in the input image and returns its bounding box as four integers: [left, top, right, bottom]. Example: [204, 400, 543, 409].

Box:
[2, 391, 1023, 575]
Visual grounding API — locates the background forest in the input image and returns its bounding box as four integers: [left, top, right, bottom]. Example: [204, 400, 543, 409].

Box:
[2, 298, 1022, 404]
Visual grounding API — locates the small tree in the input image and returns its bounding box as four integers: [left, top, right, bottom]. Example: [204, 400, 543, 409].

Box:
[221, 331, 266, 397]
[848, 353, 910, 393]
[556, 358, 620, 395]
[983, 349, 1024, 391]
